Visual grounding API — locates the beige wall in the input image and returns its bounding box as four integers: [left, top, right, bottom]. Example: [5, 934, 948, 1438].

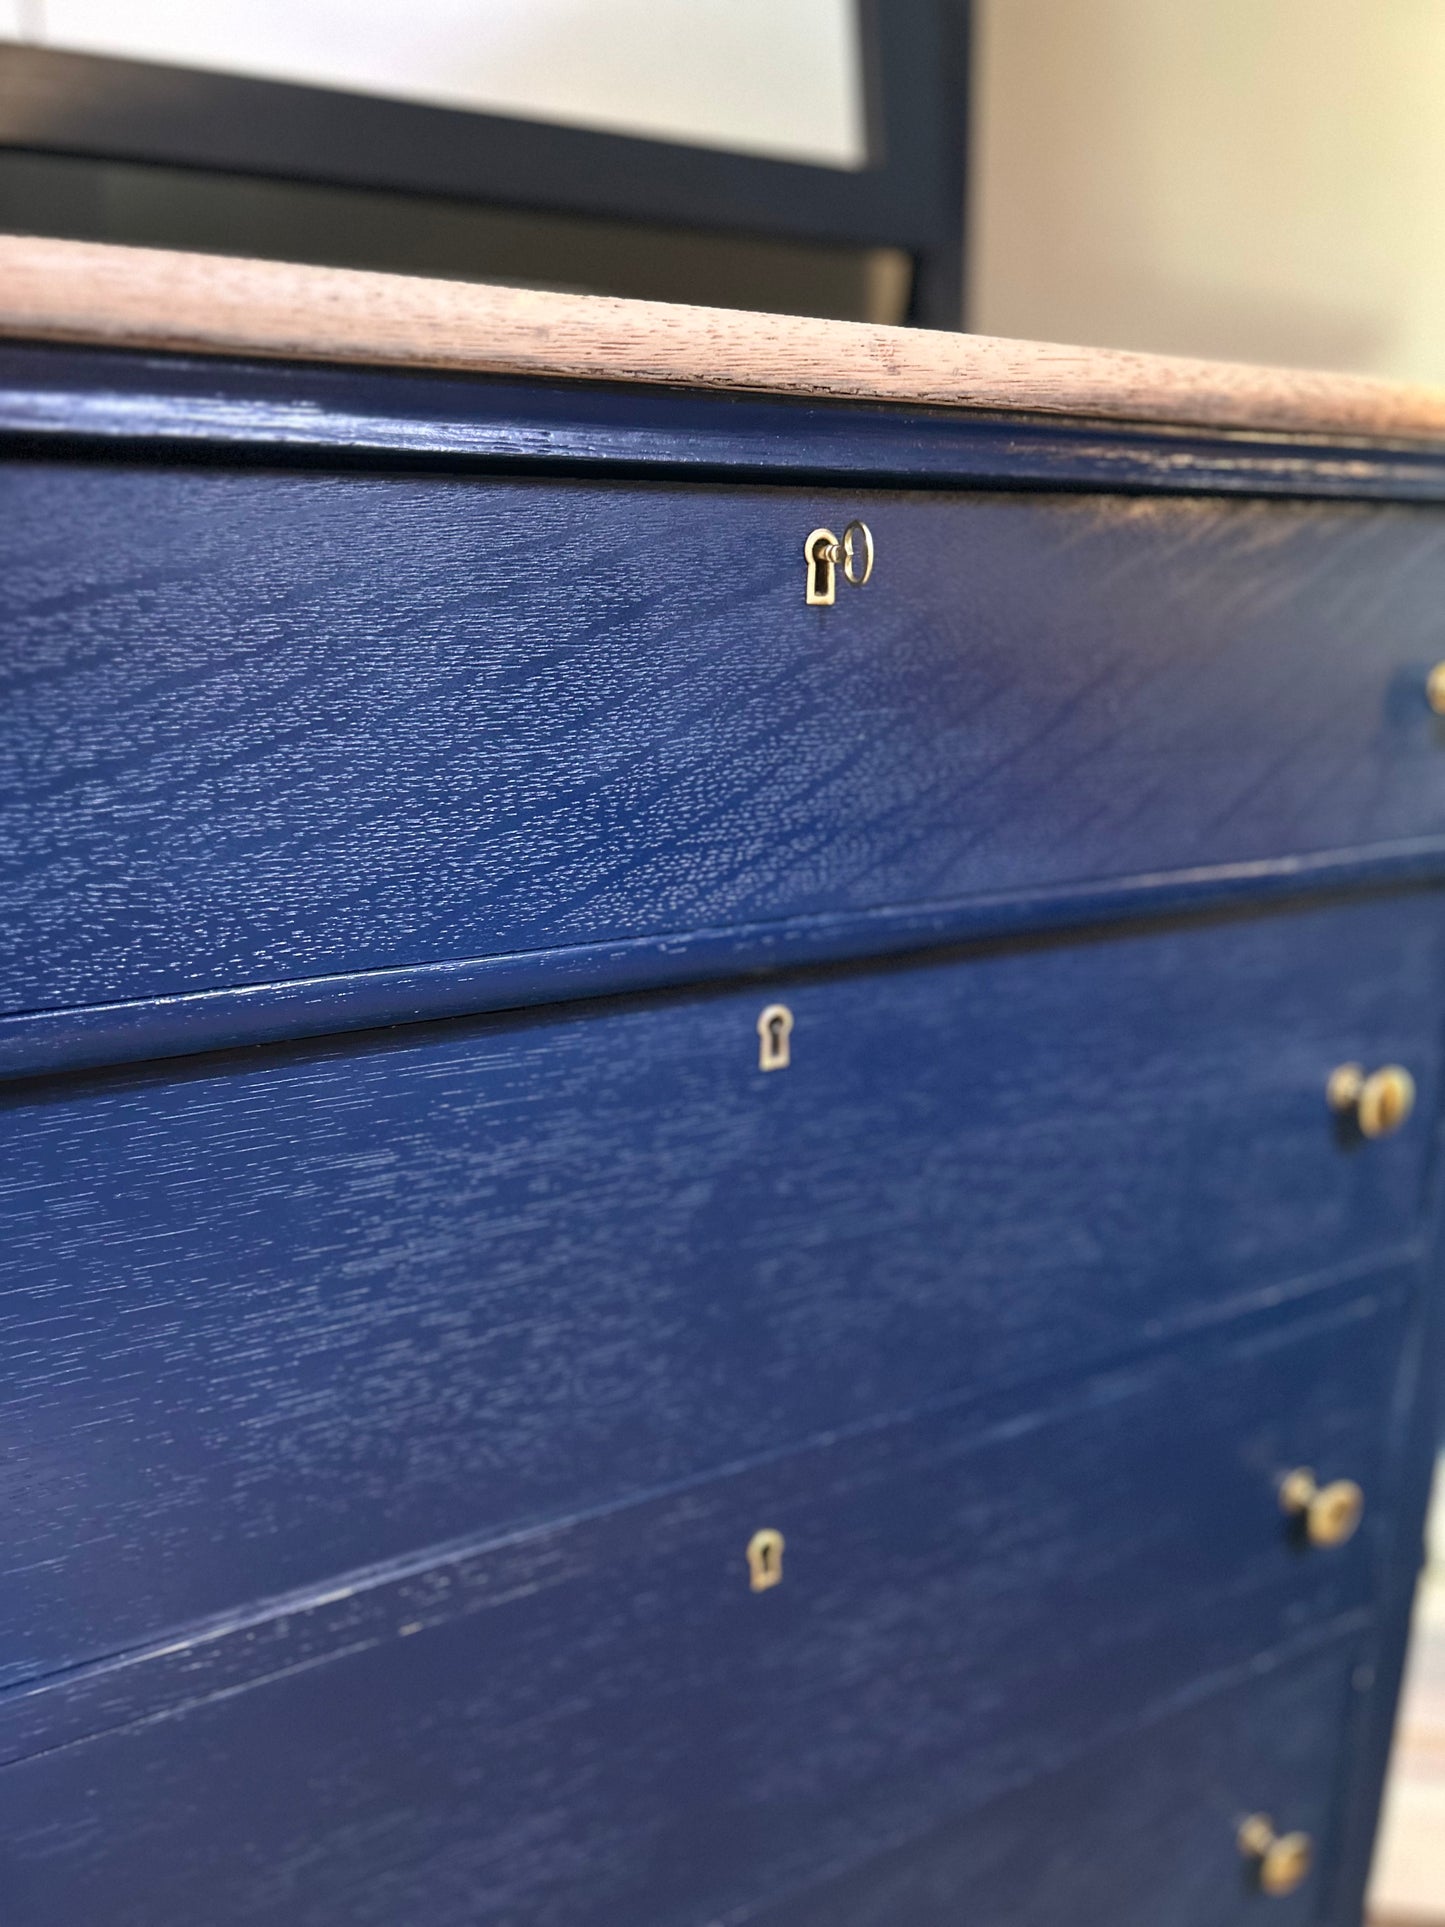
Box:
[969, 0, 1445, 380]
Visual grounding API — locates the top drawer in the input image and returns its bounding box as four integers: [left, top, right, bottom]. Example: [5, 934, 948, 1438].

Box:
[5, 464, 1445, 1015]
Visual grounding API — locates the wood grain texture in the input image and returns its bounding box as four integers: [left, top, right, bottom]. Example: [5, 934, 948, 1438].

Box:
[0, 1640, 1364, 1924]
[8, 467, 1445, 1021]
[3, 316, 1444, 1927]
[3, 237, 1445, 444]
[8, 844, 1445, 1088]
[765, 1643, 1361, 1927]
[0, 1290, 1388, 1925]
[0, 1307, 1390, 1773]
[0, 897, 1434, 1687]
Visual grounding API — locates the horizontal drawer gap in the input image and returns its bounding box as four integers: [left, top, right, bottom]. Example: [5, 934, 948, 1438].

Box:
[3, 845, 1444, 1084]
[0, 1276, 1404, 1763]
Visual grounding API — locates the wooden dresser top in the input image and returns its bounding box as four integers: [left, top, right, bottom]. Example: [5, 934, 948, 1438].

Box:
[3, 233, 1445, 447]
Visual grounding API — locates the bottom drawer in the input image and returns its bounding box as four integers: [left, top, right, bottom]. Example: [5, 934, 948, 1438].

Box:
[0, 1288, 1398, 1926]
[769, 1640, 1361, 1927]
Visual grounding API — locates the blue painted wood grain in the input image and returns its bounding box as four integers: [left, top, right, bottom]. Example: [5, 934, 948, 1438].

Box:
[762, 1642, 1361, 1927]
[8, 841, 1445, 1088]
[0, 895, 1433, 1686]
[6, 342, 1445, 504]
[6, 463, 1445, 1019]
[0, 1293, 1389, 1924]
[4, 343, 1445, 1926]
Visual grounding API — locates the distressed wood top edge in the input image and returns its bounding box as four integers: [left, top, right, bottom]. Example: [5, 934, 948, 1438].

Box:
[3, 234, 1445, 446]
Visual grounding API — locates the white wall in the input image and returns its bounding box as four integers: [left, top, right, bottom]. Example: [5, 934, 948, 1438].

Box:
[4, 0, 866, 168]
[970, 0, 1445, 380]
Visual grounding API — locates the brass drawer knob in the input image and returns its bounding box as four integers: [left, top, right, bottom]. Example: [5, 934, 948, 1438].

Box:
[1239, 1815, 1314, 1897]
[1279, 1467, 1365, 1547]
[1427, 662, 1445, 713]
[1327, 1062, 1415, 1138]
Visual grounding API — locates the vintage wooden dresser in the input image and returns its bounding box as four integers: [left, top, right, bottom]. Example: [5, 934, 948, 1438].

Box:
[1, 237, 1443, 1926]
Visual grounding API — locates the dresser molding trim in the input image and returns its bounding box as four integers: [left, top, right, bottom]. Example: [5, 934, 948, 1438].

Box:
[3, 236, 1445, 448]
[4, 847, 1442, 1086]
[7, 342, 1445, 503]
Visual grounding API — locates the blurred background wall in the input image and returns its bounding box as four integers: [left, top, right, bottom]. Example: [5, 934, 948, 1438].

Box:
[969, 0, 1445, 382]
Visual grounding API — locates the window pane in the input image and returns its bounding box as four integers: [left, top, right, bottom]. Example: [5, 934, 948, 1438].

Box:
[33, 0, 868, 168]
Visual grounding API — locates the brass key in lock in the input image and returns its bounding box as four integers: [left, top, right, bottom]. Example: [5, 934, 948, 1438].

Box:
[805, 521, 875, 605]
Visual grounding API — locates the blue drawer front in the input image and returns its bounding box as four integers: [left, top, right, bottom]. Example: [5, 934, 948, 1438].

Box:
[0, 895, 1435, 1680]
[5, 466, 1445, 1015]
[0, 894, 1435, 1678]
[764, 1642, 1360, 1927]
[0, 1299, 1390, 1927]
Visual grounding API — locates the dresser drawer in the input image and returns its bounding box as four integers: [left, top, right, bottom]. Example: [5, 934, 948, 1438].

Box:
[764, 1641, 1361, 1927]
[5, 464, 1445, 1015]
[0, 893, 1434, 1681]
[0, 1299, 1393, 1926]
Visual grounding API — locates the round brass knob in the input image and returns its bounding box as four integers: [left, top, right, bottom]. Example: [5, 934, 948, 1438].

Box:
[1239, 1815, 1314, 1897]
[1327, 1063, 1415, 1138]
[1279, 1467, 1365, 1547]
[1427, 662, 1445, 714]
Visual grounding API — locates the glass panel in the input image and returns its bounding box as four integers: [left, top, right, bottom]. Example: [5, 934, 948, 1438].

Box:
[29, 0, 868, 168]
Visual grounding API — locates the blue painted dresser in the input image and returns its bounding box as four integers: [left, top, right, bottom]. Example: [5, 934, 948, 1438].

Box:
[1, 238, 1444, 1925]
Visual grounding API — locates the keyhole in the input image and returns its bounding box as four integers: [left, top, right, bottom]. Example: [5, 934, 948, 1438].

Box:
[804, 527, 838, 606]
[747, 1527, 785, 1592]
[757, 1003, 794, 1071]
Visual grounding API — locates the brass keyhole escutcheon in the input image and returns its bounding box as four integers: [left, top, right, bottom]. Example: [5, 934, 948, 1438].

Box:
[1279, 1467, 1365, 1548]
[803, 520, 875, 605]
[1327, 1062, 1415, 1138]
[747, 1527, 785, 1592]
[757, 1003, 794, 1072]
[1238, 1815, 1313, 1897]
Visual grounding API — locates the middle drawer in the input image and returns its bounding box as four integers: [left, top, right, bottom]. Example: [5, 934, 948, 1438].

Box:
[0, 1287, 1404, 1925]
[0, 891, 1435, 1681]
